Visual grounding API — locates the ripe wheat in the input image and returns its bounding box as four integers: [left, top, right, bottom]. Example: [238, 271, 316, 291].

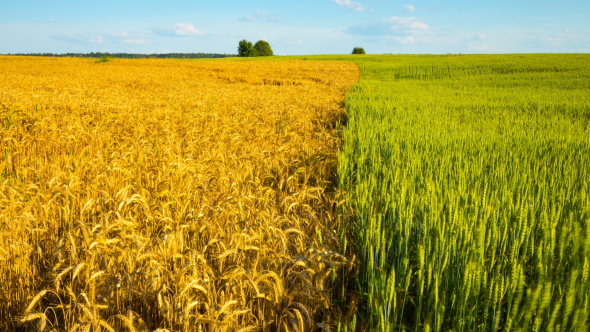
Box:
[0, 56, 358, 331]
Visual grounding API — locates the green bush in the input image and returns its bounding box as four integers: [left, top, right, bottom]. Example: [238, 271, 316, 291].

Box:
[238, 39, 274, 57]
[351, 47, 366, 54]
[94, 56, 113, 63]
[254, 40, 274, 57]
[238, 39, 258, 57]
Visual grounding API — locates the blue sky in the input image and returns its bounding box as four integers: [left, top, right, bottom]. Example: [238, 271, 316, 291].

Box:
[1, 0, 588, 54]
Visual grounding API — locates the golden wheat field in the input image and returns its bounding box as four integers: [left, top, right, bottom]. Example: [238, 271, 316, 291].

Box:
[0, 56, 359, 331]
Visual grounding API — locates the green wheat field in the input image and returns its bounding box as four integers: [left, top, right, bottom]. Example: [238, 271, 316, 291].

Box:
[336, 54, 590, 332]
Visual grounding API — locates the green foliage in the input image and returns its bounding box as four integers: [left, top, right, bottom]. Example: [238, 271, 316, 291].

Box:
[338, 54, 590, 331]
[237, 39, 273, 57]
[254, 40, 274, 56]
[351, 47, 365, 55]
[94, 56, 113, 63]
[238, 39, 258, 57]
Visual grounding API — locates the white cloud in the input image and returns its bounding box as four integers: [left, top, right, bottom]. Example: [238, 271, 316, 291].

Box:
[463, 33, 489, 51]
[403, 5, 416, 12]
[253, 10, 268, 16]
[241, 10, 281, 22]
[89, 36, 105, 43]
[346, 16, 432, 45]
[519, 28, 590, 50]
[109, 33, 146, 44]
[154, 23, 203, 37]
[381, 35, 416, 43]
[331, 0, 367, 12]
[469, 43, 488, 51]
[173, 23, 203, 36]
[121, 39, 145, 44]
[464, 34, 487, 41]
[54, 32, 150, 45]
[346, 16, 432, 43]
[109, 32, 132, 37]
[47, 19, 55, 22]
[55, 33, 106, 44]
[390, 16, 429, 30]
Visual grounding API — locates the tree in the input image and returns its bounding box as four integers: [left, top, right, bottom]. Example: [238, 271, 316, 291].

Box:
[352, 47, 366, 54]
[238, 39, 258, 57]
[254, 40, 274, 57]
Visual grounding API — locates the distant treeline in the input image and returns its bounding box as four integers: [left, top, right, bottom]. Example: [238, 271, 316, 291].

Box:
[2, 52, 237, 59]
